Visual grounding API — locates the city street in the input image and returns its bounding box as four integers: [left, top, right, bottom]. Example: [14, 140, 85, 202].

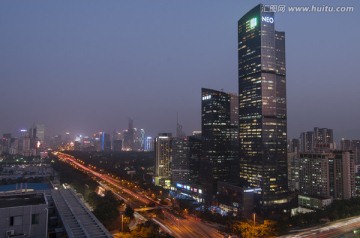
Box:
[55, 151, 225, 238]
[280, 216, 360, 238]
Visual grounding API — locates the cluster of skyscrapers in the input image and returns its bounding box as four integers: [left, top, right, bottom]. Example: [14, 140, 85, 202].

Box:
[153, 4, 293, 217]
[153, 4, 360, 218]
[46, 119, 154, 152]
[0, 124, 45, 156]
[2, 4, 359, 220]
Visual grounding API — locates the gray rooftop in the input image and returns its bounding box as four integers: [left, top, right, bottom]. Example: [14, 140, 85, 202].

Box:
[51, 189, 113, 238]
[0, 192, 46, 208]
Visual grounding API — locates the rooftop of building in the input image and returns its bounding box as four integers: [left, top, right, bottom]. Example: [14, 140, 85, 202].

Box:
[51, 189, 112, 238]
[0, 183, 51, 192]
[0, 192, 46, 208]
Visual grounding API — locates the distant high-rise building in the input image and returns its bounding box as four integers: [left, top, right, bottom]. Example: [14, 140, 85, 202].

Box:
[188, 134, 202, 184]
[340, 139, 352, 151]
[200, 88, 238, 198]
[93, 132, 111, 152]
[122, 119, 142, 151]
[144, 137, 154, 151]
[314, 127, 334, 150]
[341, 139, 360, 165]
[299, 153, 331, 197]
[171, 138, 190, 184]
[50, 135, 62, 150]
[35, 124, 45, 143]
[176, 114, 186, 139]
[133, 128, 145, 151]
[127, 119, 135, 150]
[299, 151, 355, 200]
[352, 140, 360, 164]
[154, 133, 172, 187]
[112, 140, 122, 152]
[22, 135, 32, 156]
[100, 132, 111, 152]
[300, 131, 314, 152]
[238, 4, 289, 214]
[300, 127, 334, 152]
[1, 133, 12, 153]
[289, 138, 300, 153]
[122, 129, 130, 151]
[64, 132, 71, 144]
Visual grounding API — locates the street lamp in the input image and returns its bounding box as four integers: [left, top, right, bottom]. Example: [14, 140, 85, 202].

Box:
[121, 213, 124, 233]
[252, 213, 256, 237]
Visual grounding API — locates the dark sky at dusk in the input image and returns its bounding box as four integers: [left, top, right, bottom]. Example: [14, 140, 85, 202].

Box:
[1, 0, 359, 140]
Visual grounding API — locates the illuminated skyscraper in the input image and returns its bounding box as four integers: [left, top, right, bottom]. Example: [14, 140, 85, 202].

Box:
[171, 137, 190, 184]
[144, 137, 154, 151]
[154, 133, 172, 188]
[35, 124, 45, 143]
[200, 88, 239, 198]
[238, 4, 289, 213]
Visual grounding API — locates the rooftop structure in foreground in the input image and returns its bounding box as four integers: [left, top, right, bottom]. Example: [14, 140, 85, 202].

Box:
[0, 192, 48, 238]
[51, 189, 112, 238]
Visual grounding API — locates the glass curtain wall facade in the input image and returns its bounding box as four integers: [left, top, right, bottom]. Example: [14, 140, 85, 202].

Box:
[201, 88, 238, 198]
[238, 4, 289, 213]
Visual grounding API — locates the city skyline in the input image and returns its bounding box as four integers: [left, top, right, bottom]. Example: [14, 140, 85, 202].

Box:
[1, 0, 359, 139]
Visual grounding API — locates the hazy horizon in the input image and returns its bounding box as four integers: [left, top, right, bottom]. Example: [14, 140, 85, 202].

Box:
[1, 0, 359, 140]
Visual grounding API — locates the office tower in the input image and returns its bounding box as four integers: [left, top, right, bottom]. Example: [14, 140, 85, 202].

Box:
[340, 139, 352, 151]
[35, 124, 45, 143]
[289, 138, 300, 153]
[171, 137, 190, 184]
[330, 151, 355, 199]
[154, 133, 172, 187]
[1, 133, 12, 153]
[352, 140, 360, 164]
[314, 127, 334, 150]
[188, 134, 202, 184]
[299, 153, 331, 197]
[122, 130, 130, 151]
[93, 132, 111, 152]
[144, 137, 154, 151]
[176, 114, 186, 139]
[22, 135, 31, 156]
[299, 151, 355, 200]
[341, 139, 360, 165]
[50, 135, 62, 150]
[133, 128, 145, 151]
[300, 131, 314, 152]
[200, 88, 239, 198]
[64, 132, 71, 145]
[287, 152, 299, 191]
[112, 140, 122, 152]
[9, 138, 18, 155]
[127, 119, 135, 150]
[238, 4, 289, 213]
[300, 128, 334, 152]
[100, 132, 111, 151]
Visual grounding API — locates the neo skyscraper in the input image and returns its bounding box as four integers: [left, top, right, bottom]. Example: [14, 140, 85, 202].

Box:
[238, 5, 289, 214]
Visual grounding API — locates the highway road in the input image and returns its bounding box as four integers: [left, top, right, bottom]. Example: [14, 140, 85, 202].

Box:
[55, 151, 226, 238]
[280, 216, 360, 238]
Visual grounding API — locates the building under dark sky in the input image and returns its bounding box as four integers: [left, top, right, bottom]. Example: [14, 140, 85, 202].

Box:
[200, 88, 238, 199]
[0, 1, 358, 139]
[238, 4, 289, 214]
